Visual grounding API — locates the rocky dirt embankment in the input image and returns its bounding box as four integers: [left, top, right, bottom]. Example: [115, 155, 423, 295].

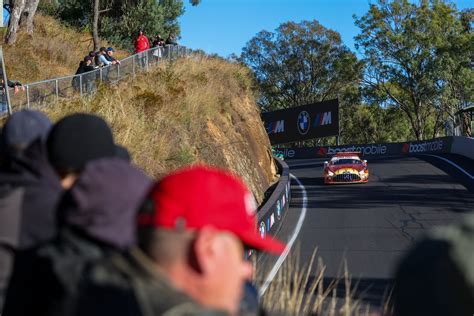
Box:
[46, 57, 276, 203]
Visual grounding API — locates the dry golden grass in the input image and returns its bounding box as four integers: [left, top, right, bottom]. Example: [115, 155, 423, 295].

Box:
[259, 247, 391, 316]
[3, 14, 128, 83]
[44, 56, 275, 203]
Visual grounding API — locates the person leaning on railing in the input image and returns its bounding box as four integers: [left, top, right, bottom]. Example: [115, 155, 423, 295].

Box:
[72, 57, 96, 94]
[0, 79, 25, 113]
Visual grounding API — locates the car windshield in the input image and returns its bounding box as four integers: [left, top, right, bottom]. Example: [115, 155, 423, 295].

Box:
[331, 158, 361, 165]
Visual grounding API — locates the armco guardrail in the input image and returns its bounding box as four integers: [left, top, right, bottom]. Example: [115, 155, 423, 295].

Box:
[2, 45, 193, 115]
[247, 158, 291, 257]
[273, 137, 460, 159]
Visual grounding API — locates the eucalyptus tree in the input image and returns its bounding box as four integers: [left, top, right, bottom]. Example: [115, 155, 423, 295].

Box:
[354, 0, 473, 139]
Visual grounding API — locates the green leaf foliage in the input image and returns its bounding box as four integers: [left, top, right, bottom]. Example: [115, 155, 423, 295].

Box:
[241, 20, 364, 112]
[354, 0, 473, 139]
[41, 0, 190, 50]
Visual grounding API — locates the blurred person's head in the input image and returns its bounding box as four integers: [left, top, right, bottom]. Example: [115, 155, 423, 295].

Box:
[137, 165, 285, 315]
[99, 47, 106, 54]
[393, 214, 474, 316]
[58, 158, 152, 249]
[106, 47, 114, 56]
[46, 113, 120, 189]
[88, 51, 96, 58]
[0, 109, 52, 159]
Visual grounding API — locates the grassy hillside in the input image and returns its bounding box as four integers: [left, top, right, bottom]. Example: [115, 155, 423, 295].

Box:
[2, 12, 275, 203]
[3, 14, 128, 84]
[45, 57, 276, 203]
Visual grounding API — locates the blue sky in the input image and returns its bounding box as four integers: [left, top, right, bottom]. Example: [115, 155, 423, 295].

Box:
[178, 0, 472, 58]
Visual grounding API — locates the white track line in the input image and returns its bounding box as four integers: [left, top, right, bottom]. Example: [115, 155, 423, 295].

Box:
[422, 154, 474, 180]
[259, 173, 307, 297]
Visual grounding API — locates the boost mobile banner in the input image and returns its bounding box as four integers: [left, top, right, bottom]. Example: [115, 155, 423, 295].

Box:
[273, 137, 453, 159]
[262, 99, 340, 145]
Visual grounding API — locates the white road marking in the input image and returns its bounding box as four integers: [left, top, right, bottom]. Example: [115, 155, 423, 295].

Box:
[259, 173, 307, 297]
[423, 154, 474, 180]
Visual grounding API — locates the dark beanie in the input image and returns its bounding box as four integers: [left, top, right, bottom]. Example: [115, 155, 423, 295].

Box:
[1, 109, 52, 154]
[47, 113, 116, 172]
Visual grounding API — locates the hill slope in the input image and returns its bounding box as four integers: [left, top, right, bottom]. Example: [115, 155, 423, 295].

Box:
[45, 57, 276, 203]
[3, 14, 127, 84]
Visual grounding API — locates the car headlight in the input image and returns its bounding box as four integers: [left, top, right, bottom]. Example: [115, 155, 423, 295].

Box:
[327, 171, 334, 176]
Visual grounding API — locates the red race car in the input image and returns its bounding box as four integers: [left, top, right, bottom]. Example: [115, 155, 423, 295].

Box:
[323, 152, 369, 184]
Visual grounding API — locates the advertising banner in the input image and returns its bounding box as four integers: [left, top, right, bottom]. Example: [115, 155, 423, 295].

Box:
[262, 99, 339, 145]
[274, 137, 454, 159]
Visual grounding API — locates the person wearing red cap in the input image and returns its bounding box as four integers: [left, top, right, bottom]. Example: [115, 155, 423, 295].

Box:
[76, 165, 285, 316]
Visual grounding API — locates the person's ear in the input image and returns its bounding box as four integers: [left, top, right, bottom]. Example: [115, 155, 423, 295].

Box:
[190, 226, 219, 275]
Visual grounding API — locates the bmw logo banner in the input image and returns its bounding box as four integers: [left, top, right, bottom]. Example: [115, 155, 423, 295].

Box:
[261, 99, 339, 145]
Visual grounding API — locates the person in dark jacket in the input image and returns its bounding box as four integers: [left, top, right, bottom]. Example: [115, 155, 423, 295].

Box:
[0, 110, 61, 312]
[2, 158, 152, 316]
[0, 79, 25, 113]
[72, 56, 96, 93]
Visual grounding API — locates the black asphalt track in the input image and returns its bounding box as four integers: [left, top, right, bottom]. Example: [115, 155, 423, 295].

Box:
[283, 155, 474, 306]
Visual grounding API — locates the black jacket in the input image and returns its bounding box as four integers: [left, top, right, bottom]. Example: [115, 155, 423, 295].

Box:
[74, 61, 94, 75]
[0, 139, 62, 311]
[2, 158, 152, 316]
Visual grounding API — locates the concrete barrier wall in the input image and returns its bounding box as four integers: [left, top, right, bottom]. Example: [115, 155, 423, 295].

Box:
[451, 136, 474, 160]
[257, 158, 291, 237]
[248, 158, 291, 258]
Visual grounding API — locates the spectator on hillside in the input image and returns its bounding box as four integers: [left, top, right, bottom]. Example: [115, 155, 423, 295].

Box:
[135, 30, 150, 54]
[393, 213, 474, 316]
[72, 56, 96, 93]
[2, 113, 149, 316]
[0, 110, 61, 313]
[0, 79, 25, 113]
[96, 47, 107, 67]
[165, 33, 178, 46]
[105, 47, 120, 65]
[88, 51, 97, 60]
[76, 165, 286, 316]
[152, 34, 165, 47]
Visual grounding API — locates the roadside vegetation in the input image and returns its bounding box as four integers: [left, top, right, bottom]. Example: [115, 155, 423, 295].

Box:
[259, 248, 393, 316]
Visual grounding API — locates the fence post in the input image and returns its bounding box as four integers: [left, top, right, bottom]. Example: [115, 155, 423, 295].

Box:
[117, 64, 121, 82]
[55, 79, 59, 102]
[26, 85, 30, 108]
[79, 75, 83, 96]
[145, 52, 149, 71]
[132, 56, 136, 77]
[99, 68, 103, 82]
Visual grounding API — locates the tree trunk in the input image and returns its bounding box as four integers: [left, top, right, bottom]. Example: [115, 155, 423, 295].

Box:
[5, 0, 27, 44]
[92, 0, 100, 51]
[24, 0, 40, 35]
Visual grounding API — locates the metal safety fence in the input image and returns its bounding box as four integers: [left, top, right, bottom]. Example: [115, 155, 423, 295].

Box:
[1, 45, 193, 116]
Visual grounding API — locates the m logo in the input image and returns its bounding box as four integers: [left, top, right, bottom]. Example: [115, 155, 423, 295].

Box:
[313, 111, 332, 127]
[266, 120, 285, 134]
[297, 111, 310, 135]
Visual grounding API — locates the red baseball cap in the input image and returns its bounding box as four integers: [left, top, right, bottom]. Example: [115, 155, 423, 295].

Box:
[138, 165, 285, 254]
